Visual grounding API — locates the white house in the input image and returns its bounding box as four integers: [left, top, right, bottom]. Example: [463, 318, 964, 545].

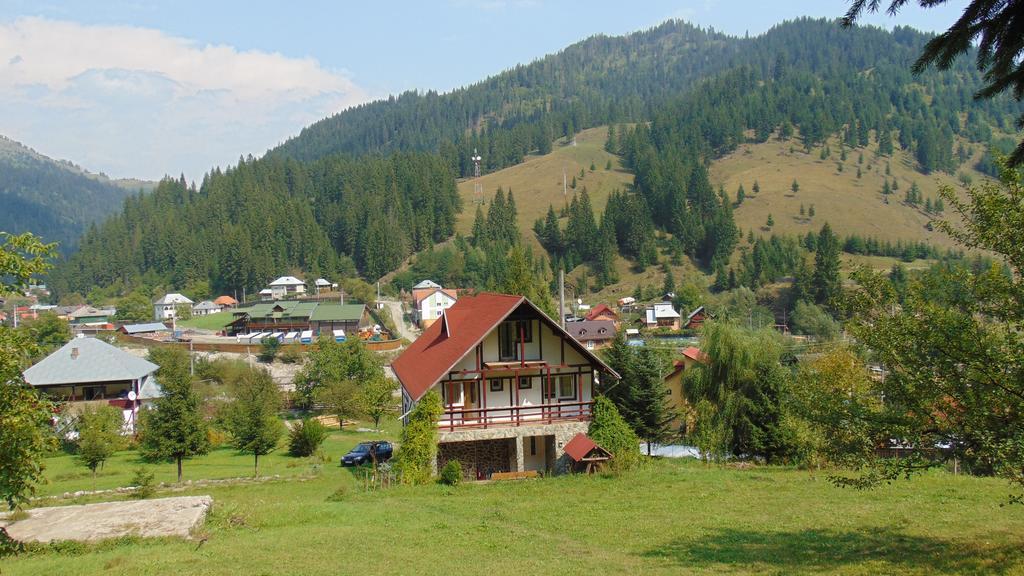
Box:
[269, 276, 306, 299]
[411, 280, 458, 328]
[192, 300, 223, 316]
[314, 278, 337, 294]
[153, 293, 194, 321]
[643, 302, 681, 330]
[258, 288, 274, 302]
[391, 293, 619, 479]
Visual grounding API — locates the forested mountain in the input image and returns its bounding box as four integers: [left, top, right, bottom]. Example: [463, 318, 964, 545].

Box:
[0, 136, 152, 252]
[51, 18, 1022, 301]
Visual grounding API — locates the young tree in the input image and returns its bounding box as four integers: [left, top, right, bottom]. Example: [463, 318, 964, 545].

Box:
[139, 348, 210, 483]
[809, 204, 816, 218]
[766, 214, 775, 228]
[394, 390, 442, 484]
[316, 379, 362, 430]
[360, 376, 397, 430]
[752, 180, 760, 195]
[221, 368, 284, 476]
[588, 396, 641, 471]
[736, 184, 746, 205]
[295, 337, 381, 410]
[20, 311, 70, 359]
[791, 179, 800, 194]
[76, 405, 126, 478]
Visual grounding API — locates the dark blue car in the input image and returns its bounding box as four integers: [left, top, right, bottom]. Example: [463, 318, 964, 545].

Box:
[341, 441, 393, 466]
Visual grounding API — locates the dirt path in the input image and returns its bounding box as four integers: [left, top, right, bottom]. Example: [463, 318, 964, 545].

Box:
[379, 298, 419, 342]
[0, 496, 212, 543]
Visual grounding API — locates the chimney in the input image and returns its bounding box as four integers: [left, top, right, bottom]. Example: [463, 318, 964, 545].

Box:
[71, 347, 79, 360]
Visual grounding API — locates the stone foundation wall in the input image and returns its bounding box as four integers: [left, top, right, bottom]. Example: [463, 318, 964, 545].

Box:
[438, 439, 513, 480]
[437, 421, 588, 476]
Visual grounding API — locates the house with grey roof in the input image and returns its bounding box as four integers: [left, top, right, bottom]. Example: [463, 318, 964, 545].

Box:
[192, 300, 223, 316]
[565, 320, 618, 350]
[23, 337, 162, 431]
[153, 293, 194, 321]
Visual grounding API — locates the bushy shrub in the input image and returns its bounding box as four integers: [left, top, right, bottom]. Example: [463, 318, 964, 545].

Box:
[439, 460, 462, 486]
[288, 418, 327, 457]
[258, 337, 280, 362]
[130, 467, 156, 499]
[278, 343, 303, 364]
[588, 396, 641, 471]
[394, 390, 442, 484]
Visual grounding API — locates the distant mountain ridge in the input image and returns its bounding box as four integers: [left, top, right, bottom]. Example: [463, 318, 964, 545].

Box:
[0, 135, 155, 252]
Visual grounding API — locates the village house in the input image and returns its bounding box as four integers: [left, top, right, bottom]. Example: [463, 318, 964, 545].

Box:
[258, 288, 274, 302]
[663, 346, 709, 432]
[268, 276, 306, 299]
[642, 301, 681, 330]
[153, 293, 193, 321]
[192, 300, 223, 316]
[227, 300, 370, 337]
[584, 303, 620, 324]
[411, 279, 458, 328]
[391, 293, 619, 479]
[565, 320, 618, 350]
[314, 278, 337, 295]
[684, 305, 709, 330]
[213, 295, 238, 309]
[23, 337, 162, 432]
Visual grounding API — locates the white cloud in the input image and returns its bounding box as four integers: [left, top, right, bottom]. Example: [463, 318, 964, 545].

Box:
[0, 17, 369, 180]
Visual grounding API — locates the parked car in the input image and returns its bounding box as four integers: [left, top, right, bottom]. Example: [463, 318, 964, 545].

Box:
[341, 441, 394, 466]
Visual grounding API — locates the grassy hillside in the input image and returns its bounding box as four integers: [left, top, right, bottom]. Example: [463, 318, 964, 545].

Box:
[7, 442, 1024, 575]
[712, 135, 984, 250]
[454, 126, 632, 246]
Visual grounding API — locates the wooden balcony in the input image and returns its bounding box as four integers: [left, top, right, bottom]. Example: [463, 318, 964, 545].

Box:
[439, 400, 592, 431]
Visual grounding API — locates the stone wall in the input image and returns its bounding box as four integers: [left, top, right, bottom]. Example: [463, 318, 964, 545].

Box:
[437, 421, 588, 476]
[438, 439, 513, 480]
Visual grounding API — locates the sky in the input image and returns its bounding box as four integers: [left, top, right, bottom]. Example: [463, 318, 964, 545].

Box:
[0, 0, 969, 181]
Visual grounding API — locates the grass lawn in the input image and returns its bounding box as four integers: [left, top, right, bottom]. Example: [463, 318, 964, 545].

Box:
[177, 311, 234, 332]
[7, 427, 1024, 575]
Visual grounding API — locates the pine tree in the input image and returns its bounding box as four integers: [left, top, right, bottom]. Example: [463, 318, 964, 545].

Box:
[811, 223, 841, 308]
[604, 125, 617, 153]
[589, 161, 596, 172]
[791, 179, 800, 194]
[857, 166, 862, 179]
[800, 204, 806, 216]
[752, 180, 760, 195]
[882, 180, 891, 195]
[808, 204, 816, 218]
[892, 178, 899, 191]
[605, 159, 613, 170]
[570, 175, 577, 189]
[736, 184, 746, 205]
[471, 204, 486, 246]
[662, 262, 676, 296]
[766, 214, 774, 228]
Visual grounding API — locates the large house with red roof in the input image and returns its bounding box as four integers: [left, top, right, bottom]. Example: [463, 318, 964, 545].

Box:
[391, 292, 619, 479]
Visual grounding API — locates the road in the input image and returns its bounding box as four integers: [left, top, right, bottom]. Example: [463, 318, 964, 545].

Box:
[379, 298, 419, 342]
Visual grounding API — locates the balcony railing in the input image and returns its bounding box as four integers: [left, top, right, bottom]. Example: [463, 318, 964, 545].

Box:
[439, 400, 592, 431]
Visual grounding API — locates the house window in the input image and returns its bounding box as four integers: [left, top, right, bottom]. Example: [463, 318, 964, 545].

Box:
[498, 321, 518, 361]
[557, 375, 576, 400]
[530, 436, 537, 456]
[586, 340, 595, 350]
[518, 376, 533, 390]
[489, 379, 504, 393]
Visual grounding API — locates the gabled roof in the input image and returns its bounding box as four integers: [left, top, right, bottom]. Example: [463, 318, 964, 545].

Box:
[309, 303, 366, 322]
[269, 276, 305, 286]
[314, 278, 332, 287]
[566, 320, 617, 342]
[564, 433, 612, 462]
[686, 305, 707, 323]
[68, 306, 109, 319]
[193, 300, 222, 311]
[23, 337, 158, 386]
[414, 287, 458, 306]
[681, 346, 708, 363]
[392, 293, 618, 401]
[213, 295, 238, 306]
[413, 279, 441, 289]
[584, 304, 618, 321]
[121, 322, 169, 334]
[154, 293, 193, 306]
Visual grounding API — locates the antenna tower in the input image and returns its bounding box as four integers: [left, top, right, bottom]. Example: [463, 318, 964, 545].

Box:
[472, 148, 483, 204]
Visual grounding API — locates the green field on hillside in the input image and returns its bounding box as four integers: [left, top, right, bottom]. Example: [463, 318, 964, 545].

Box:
[7, 420, 1024, 575]
[177, 311, 234, 332]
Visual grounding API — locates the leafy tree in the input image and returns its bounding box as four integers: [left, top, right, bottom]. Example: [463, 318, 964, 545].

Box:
[394, 390, 442, 484]
[20, 311, 70, 358]
[316, 379, 362, 431]
[683, 322, 795, 462]
[842, 170, 1024, 492]
[295, 337, 381, 410]
[114, 291, 153, 324]
[139, 347, 210, 483]
[588, 396, 641, 471]
[221, 368, 284, 476]
[790, 301, 839, 340]
[259, 337, 280, 363]
[361, 376, 397, 430]
[844, 0, 1024, 165]
[76, 405, 126, 478]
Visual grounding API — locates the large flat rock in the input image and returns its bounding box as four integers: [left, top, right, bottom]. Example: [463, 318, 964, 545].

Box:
[0, 495, 212, 543]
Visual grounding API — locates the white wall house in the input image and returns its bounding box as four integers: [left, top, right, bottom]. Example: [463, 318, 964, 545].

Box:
[269, 276, 306, 299]
[153, 293, 194, 321]
[392, 293, 619, 479]
[192, 300, 223, 316]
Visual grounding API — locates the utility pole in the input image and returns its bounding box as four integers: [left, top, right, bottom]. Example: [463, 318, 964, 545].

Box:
[559, 269, 565, 329]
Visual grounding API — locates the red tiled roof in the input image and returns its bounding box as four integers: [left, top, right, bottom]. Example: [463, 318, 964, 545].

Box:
[413, 287, 458, 306]
[585, 304, 618, 321]
[682, 346, 709, 363]
[214, 295, 238, 306]
[391, 292, 618, 401]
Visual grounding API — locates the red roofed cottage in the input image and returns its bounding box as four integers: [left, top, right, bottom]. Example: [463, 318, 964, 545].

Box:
[391, 293, 619, 478]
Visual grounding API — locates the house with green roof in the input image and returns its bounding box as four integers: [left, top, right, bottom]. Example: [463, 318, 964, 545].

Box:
[227, 301, 369, 337]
